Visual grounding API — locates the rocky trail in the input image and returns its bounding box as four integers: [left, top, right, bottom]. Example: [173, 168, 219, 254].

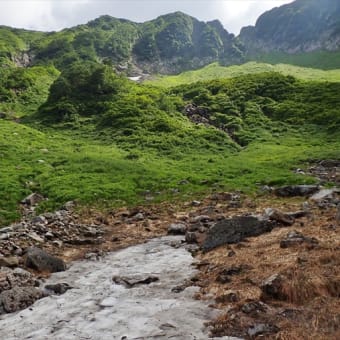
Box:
[0, 161, 340, 339]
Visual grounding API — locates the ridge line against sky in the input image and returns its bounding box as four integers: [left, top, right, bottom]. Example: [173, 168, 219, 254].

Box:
[0, 0, 295, 35]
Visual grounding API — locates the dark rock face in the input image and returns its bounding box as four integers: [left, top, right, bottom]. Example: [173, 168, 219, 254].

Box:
[202, 216, 273, 252]
[25, 247, 66, 273]
[239, 0, 340, 55]
[274, 185, 319, 197]
[0, 286, 44, 314]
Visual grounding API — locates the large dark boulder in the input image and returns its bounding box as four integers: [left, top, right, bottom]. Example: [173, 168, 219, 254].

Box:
[202, 216, 273, 252]
[25, 247, 66, 273]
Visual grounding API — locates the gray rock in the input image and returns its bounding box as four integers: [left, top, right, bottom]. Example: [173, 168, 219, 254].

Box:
[0, 286, 44, 314]
[247, 323, 279, 337]
[167, 223, 187, 235]
[202, 216, 273, 252]
[274, 185, 319, 197]
[0, 233, 10, 240]
[25, 247, 66, 273]
[44, 283, 72, 295]
[310, 188, 337, 201]
[27, 232, 44, 243]
[191, 215, 211, 223]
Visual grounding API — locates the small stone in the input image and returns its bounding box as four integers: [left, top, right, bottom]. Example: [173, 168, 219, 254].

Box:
[44, 283, 72, 295]
[44, 232, 54, 240]
[191, 200, 201, 206]
[31, 215, 47, 225]
[133, 213, 144, 221]
[216, 291, 239, 303]
[261, 273, 286, 300]
[27, 232, 44, 243]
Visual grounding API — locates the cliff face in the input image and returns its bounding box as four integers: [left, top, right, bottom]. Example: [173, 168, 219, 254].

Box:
[239, 0, 340, 54]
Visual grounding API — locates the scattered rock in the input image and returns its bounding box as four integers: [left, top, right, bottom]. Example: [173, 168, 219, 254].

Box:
[21, 193, 44, 206]
[241, 301, 268, 314]
[216, 290, 239, 303]
[202, 216, 273, 252]
[274, 185, 319, 197]
[25, 247, 66, 273]
[264, 208, 295, 226]
[112, 275, 159, 288]
[280, 231, 319, 248]
[260, 273, 287, 300]
[167, 223, 187, 235]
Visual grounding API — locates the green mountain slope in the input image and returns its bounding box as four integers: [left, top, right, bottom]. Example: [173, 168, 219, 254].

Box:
[2, 65, 339, 225]
[148, 62, 340, 87]
[0, 12, 242, 74]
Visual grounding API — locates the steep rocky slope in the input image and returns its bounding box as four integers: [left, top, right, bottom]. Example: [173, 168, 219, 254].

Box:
[239, 0, 340, 55]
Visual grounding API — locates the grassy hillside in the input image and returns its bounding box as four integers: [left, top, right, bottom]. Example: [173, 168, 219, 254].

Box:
[148, 62, 340, 87]
[0, 65, 59, 117]
[1, 66, 339, 225]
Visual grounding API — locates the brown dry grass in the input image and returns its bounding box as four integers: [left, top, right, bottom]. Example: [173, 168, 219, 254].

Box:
[195, 197, 340, 339]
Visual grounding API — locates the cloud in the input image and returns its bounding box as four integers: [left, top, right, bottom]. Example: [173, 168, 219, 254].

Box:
[0, 0, 295, 34]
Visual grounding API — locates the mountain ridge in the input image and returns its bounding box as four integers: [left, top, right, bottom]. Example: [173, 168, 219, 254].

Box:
[1, 0, 339, 73]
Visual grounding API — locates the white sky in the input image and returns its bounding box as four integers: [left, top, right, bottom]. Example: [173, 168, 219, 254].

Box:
[0, 0, 295, 35]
